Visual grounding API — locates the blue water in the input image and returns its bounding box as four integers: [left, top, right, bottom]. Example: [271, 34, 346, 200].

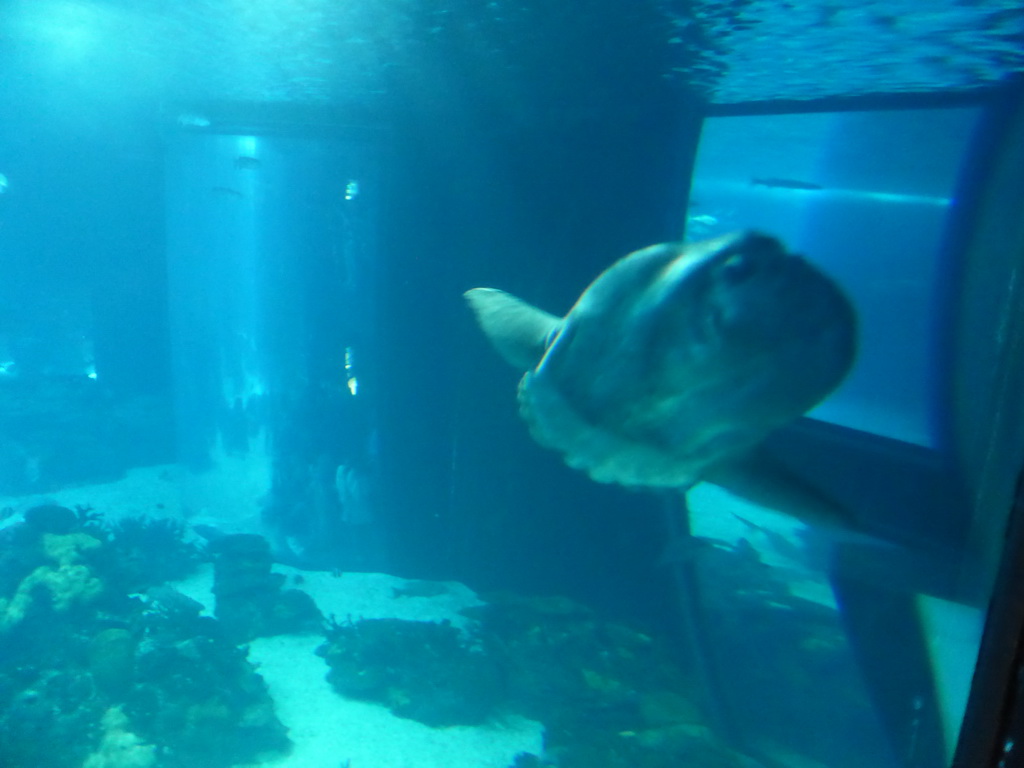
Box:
[1, 2, 1023, 767]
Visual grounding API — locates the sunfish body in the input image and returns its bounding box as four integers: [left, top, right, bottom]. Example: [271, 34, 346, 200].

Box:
[464, 231, 857, 523]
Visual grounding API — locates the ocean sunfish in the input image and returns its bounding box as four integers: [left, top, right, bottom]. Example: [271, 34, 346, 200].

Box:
[464, 231, 858, 527]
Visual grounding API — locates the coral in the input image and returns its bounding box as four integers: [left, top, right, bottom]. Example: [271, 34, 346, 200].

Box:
[34, 562, 102, 611]
[211, 533, 322, 642]
[0, 514, 290, 768]
[24, 504, 79, 535]
[0, 534, 104, 630]
[0, 563, 102, 628]
[466, 594, 742, 768]
[72, 504, 109, 539]
[127, 632, 291, 764]
[103, 515, 203, 591]
[89, 628, 137, 697]
[43, 531, 101, 566]
[318, 590, 743, 766]
[82, 707, 156, 768]
[0, 666, 106, 768]
[318, 617, 504, 727]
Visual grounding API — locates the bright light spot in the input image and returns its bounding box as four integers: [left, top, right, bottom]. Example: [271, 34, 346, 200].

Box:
[917, 594, 985, 760]
[345, 180, 360, 201]
[238, 136, 258, 157]
[347, 377, 358, 396]
[7, 1, 161, 110]
[22, 1, 103, 59]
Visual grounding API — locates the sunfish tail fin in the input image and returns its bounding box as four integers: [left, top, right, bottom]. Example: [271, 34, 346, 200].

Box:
[463, 287, 562, 370]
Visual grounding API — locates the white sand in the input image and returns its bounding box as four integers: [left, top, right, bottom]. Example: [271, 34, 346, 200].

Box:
[0, 452, 272, 537]
[250, 633, 542, 768]
[173, 566, 544, 768]
[0, 464, 186, 529]
[270, 566, 486, 631]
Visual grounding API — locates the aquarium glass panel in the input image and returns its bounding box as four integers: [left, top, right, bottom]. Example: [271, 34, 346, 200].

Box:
[687, 108, 981, 448]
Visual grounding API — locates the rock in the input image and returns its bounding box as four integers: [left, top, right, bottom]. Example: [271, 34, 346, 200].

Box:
[24, 505, 78, 535]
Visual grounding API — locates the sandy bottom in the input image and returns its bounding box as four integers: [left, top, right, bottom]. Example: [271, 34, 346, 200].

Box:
[250, 633, 542, 768]
[175, 566, 545, 768]
[0, 460, 280, 537]
[0, 465, 188, 526]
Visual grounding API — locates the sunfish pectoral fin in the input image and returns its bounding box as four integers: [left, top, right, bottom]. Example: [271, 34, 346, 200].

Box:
[464, 287, 563, 370]
[703, 447, 860, 532]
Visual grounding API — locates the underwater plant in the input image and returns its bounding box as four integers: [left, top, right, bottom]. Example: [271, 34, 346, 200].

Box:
[102, 514, 205, 592]
[72, 504, 108, 539]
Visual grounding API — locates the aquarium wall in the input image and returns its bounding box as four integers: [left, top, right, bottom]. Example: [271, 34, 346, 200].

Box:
[164, 126, 385, 569]
[0, 87, 171, 495]
[372, 60, 700, 610]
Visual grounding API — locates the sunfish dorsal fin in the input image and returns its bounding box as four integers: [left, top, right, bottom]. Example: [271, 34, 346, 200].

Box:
[464, 288, 562, 370]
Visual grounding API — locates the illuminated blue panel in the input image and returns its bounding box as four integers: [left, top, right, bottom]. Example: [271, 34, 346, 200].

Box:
[686, 109, 981, 448]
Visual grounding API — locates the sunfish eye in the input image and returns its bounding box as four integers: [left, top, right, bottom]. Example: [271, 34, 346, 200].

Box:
[719, 253, 757, 284]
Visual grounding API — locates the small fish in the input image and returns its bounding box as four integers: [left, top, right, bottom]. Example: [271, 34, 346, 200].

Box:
[0, 173, 8, 193]
[687, 214, 718, 227]
[751, 177, 823, 191]
[392, 580, 450, 599]
[235, 155, 261, 170]
[176, 113, 211, 128]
